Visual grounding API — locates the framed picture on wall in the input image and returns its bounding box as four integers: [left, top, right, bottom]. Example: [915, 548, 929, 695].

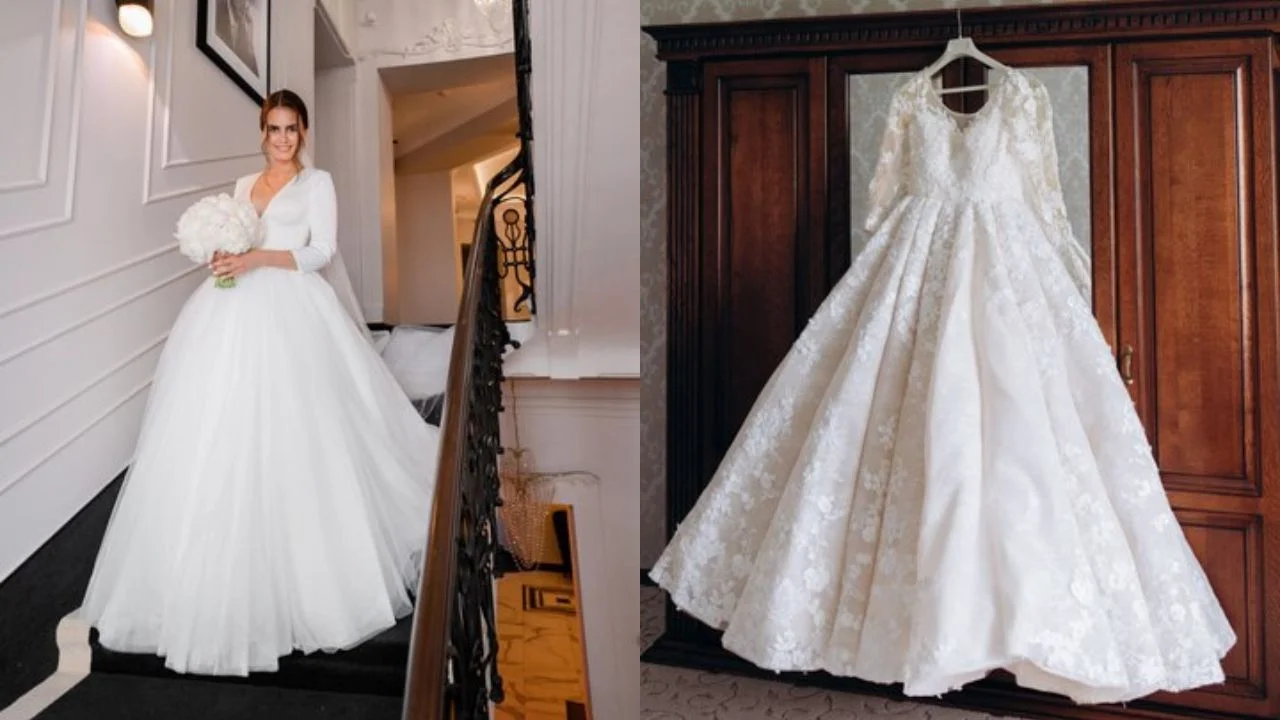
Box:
[196, 0, 271, 106]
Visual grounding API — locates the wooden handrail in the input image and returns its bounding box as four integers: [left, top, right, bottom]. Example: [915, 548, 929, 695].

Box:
[401, 153, 528, 719]
[399, 1, 534, 714]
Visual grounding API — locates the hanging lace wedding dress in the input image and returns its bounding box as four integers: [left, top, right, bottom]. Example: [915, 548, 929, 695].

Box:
[650, 67, 1235, 704]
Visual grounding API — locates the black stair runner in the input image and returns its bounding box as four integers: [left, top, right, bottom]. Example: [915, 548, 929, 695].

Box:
[34, 673, 403, 720]
[86, 614, 414, 697]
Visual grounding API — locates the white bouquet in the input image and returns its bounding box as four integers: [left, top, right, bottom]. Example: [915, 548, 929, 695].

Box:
[174, 193, 263, 288]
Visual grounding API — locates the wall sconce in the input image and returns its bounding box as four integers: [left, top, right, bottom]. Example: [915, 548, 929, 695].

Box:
[116, 0, 154, 38]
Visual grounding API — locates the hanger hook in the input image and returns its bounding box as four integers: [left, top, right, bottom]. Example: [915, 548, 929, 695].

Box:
[956, 9, 963, 38]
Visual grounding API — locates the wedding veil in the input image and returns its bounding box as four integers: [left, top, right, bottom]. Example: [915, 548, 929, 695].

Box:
[297, 153, 373, 343]
[321, 247, 373, 343]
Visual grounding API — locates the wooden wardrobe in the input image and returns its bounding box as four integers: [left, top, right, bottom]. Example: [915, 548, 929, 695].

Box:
[643, 2, 1280, 718]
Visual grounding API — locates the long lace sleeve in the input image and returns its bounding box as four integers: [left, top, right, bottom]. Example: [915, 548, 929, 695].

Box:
[291, 170, 338, 273]
[1023, 80, 1092, 300]
[864, 89, 910, 233]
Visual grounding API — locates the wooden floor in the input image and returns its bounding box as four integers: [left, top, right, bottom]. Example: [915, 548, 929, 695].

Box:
[493, 570, 589, 720]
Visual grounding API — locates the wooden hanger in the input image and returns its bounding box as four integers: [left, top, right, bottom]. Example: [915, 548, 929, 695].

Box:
[920, 10, 1011, 96]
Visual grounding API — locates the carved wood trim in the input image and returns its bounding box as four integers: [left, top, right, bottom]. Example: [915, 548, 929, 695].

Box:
[666, 60, 702, 95]
[662, 56, 709, 645]
[643, 0, 1280, 62]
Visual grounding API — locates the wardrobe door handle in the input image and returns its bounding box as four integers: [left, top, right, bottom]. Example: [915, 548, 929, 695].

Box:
[1119, 344, 1135, 385]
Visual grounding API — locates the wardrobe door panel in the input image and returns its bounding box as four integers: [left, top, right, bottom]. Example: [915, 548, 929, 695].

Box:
[661, 57, 826, 649]
[1116, 37, 1279, 718]
[699, 59, 826, 469]
[716, 79, 801, 447]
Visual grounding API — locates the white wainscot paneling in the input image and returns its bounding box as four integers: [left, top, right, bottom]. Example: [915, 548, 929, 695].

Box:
[498, 378, 640, 720]
[0, 262, 202, 500]
[0, 244, 193, 366]
[0, 0, 86, 240]
[0, 377, 148, 583]
[143, 0, 268, 204]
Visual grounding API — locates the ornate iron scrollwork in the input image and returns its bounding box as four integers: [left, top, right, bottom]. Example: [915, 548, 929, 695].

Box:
[494, 0, 536, 316]
[446, 216, 512, 717]
[437, 0, 534, 717]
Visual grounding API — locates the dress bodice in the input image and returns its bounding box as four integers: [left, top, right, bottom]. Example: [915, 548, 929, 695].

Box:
[865, 69, 1072, 242]
[234, 167, 337, 273]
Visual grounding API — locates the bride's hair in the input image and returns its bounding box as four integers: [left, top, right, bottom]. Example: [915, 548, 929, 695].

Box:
[260, 89, 309, 170]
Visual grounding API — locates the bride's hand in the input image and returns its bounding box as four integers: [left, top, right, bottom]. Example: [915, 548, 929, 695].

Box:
[210, 250, 258, 280]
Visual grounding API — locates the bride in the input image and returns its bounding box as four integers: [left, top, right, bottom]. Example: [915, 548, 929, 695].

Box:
[78, 89, 440, 676]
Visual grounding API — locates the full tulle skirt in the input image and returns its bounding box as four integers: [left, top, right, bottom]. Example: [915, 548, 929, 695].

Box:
[79, 267, 439, 675]
[650, 196, 1235, 704]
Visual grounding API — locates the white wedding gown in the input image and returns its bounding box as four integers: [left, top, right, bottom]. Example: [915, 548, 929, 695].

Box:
[650, 69, 1236, 704]
[79, 167, 440, 675]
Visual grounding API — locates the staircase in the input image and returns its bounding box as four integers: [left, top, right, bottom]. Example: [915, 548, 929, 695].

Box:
[18, 1, 535, 715]
[28, 187, 525, 720]
[34, 658, 405, 720]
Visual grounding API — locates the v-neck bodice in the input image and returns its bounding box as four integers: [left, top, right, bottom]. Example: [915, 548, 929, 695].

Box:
[232, 167, 339, 273]
[247, 171, 298, 218]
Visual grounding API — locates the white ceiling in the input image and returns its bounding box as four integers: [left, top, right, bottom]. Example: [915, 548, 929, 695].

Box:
[380, 53, 515, 94]
[381, 54, 520, 173]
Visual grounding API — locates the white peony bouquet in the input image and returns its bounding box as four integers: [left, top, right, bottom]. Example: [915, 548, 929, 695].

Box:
[174, 193, 264, 288]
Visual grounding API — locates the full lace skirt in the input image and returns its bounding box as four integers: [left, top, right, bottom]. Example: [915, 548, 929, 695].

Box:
[79, 268, 439, 676]
[650, 196, 1235, 704]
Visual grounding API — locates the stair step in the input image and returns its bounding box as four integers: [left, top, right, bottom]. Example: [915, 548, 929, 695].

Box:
[34, 673, 402, 720]
[88, 615, 413, 697]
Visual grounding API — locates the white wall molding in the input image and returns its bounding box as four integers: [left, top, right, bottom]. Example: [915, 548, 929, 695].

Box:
[0, 265, 199, 368]
[0, 333, 169, 449]
[0, 243, 179, 321]
[0, 378, 150, 499]
[507, 378, 640, 420]
[142, 0, 272, 204]
[355, 0, 513, 65]
[0, 384, 146, 586]
[143, 176, 235, 205]
[161, 150, 261, 171]
[0, 0, 63, 193]
[158, 1, 258, 171]
[141, 0, 226, 203]
[0, 0, 85, 241]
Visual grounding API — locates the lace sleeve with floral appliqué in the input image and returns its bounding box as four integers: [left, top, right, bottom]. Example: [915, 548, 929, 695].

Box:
[1019, 77, 1093, 301]
[864, 87, 912, 233]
